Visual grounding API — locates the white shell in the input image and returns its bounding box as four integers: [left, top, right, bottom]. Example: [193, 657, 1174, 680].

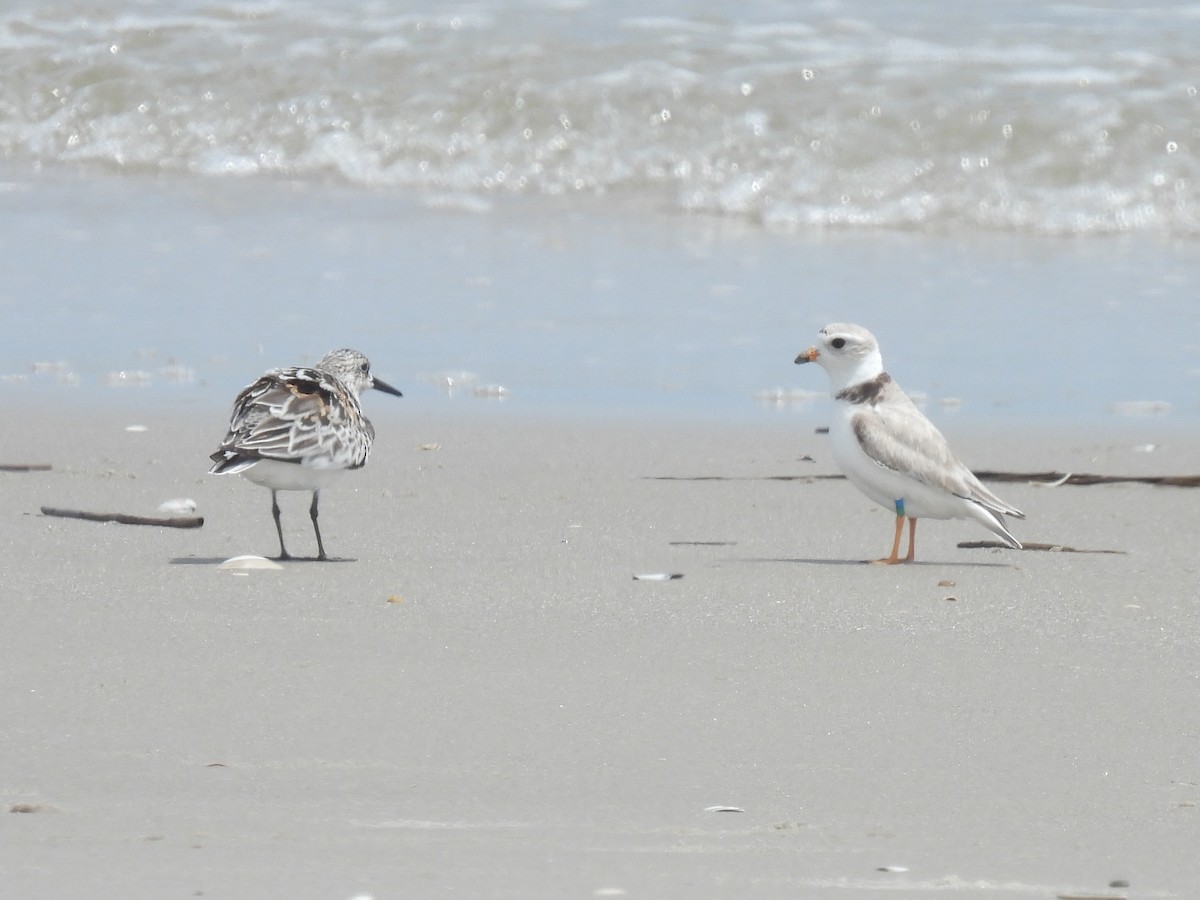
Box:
[633, 573, 683, 581]
[219, 555, 283, 571]
[1033, 472, 1072, 487]
[158, 498, 197, 516]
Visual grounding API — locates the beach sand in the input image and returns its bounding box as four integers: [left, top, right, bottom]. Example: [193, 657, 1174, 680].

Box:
[3, 404, 1198, 898]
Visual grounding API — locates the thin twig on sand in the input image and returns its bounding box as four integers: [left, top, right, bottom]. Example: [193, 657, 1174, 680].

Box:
[958, 540, 1124, 554]
[40, 506, 204, 529]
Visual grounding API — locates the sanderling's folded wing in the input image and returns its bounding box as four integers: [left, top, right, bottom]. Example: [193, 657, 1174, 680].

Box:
[209, 367, 373, 472]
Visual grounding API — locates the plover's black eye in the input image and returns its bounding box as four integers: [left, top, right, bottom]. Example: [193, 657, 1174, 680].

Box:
[830, 337, 846, 350]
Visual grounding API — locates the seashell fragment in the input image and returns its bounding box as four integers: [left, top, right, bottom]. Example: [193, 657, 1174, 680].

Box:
[633, 573, 683, 581]
[219, 555, 283, 571]
[1033, 472, 1073, 487]
[704, 805, 744, 813]
[158, 498, 197, 516]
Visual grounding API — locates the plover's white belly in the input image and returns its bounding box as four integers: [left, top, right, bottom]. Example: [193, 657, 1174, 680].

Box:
[240, 459, 348, 492]
[829, 407, 969, 520]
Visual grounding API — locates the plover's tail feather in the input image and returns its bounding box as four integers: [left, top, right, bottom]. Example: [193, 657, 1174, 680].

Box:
[967, 501, 1023, 549]
[968, 477, 1025, 520]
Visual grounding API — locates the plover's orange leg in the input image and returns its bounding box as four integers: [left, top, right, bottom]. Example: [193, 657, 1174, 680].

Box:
[872, 514, 906, 565]
[872, 501, 916, 565]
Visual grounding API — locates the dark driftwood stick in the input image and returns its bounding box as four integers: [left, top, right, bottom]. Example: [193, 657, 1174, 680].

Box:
[1, 464, 52, 472]
[958, 540, 1125, 554]
[973, 470, 1200, 487]
[40, 506, 204, 529]
[647, 471, 1200, 487]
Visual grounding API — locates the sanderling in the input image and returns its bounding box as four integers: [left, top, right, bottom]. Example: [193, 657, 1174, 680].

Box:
[795, 323, 1023, 564]
[209, 348, 402, 561]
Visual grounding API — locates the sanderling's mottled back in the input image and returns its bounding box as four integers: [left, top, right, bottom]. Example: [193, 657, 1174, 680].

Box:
[209, 348, 402, 561]
[796, 323, 1023, 564]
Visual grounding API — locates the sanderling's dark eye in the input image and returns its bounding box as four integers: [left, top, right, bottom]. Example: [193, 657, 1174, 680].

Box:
[360, 362, 370, 374]
[831, 337, 846, 349]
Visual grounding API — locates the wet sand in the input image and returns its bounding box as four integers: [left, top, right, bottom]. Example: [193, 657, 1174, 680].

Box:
[2, 404, 1199, 898]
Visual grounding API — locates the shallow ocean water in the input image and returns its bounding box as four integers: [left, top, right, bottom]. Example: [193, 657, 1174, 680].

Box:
[1, 173, 1197, 424]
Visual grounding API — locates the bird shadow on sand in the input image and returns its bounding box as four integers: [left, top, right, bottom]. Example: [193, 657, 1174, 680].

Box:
[168, 556, 358, 565]
[737, 557, 1015, 569]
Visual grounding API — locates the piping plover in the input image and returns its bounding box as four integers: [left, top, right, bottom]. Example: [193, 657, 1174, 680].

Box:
[796, 323, 1023, 563]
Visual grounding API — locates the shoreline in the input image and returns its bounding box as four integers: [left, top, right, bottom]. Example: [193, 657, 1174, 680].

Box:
[2, 375, 1196, 432]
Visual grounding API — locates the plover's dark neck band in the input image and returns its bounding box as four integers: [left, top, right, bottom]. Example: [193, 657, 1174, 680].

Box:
[835, 372, 891, 405]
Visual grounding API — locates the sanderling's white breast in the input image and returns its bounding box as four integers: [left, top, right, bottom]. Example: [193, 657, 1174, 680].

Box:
[209, 348, 402, 561]
[796, 323, 1023, 564]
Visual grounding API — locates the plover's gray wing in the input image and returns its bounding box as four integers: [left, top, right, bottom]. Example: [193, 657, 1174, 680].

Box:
[850, 395, 1024, 519]
[209, 366, 373, 473]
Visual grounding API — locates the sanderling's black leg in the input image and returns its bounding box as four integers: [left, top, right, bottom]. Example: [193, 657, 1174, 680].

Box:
[271, 490, 290, 560]
[310, 490, 328, 561]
